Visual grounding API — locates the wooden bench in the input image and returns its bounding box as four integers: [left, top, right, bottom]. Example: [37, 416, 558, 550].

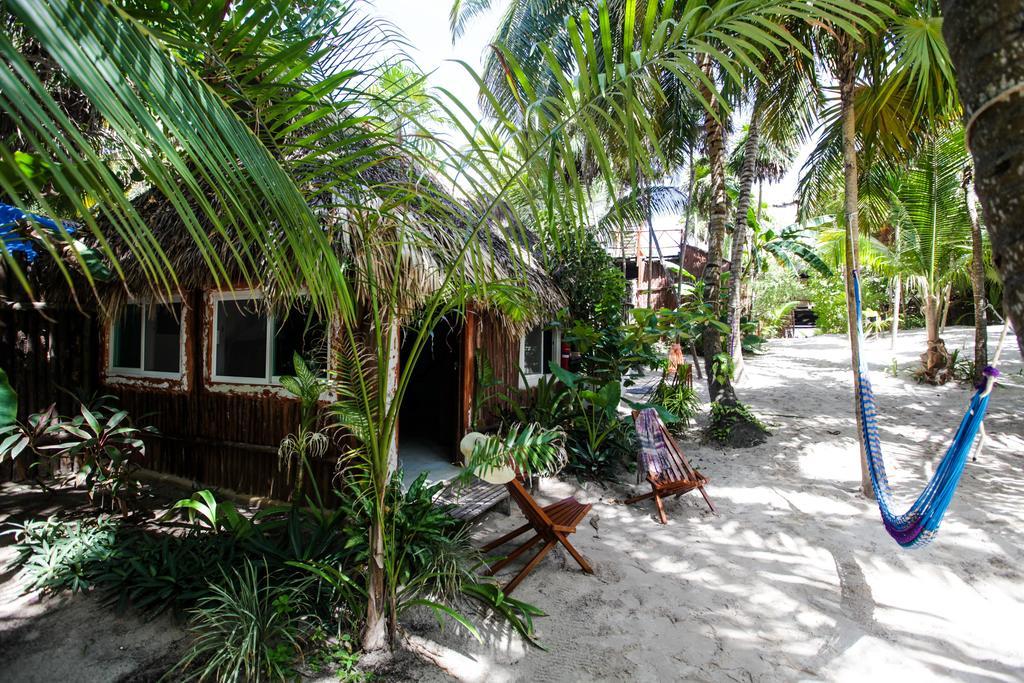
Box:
[435, 477, 510, 521]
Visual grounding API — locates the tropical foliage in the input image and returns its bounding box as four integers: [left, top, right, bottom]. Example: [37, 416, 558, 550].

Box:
[4, 0, 1001, 671]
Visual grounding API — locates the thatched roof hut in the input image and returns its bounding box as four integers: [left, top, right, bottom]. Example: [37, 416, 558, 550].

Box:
[25, 161, 564, 336]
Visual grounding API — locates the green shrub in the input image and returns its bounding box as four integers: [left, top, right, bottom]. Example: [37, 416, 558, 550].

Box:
[6, 516, 119, 594]
[653, 378, 700, 429]
[752, 267, 807, 337]
[552, 231, 627, 331]
[337, 471, 476, 599]
[707, 401, 770, 445]
[172, 559, 310, 683]
[93, 529, 241, 616]
[804, 272, 887, 334]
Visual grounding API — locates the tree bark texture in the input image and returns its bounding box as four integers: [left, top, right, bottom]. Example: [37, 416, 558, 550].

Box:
[942, 1, 1024, 358]
[727, 98, 762, 377]
[966, 176, 988, 383]
[678, 147, 696, 299]
[700, 106, 734, 403]
[837, 35, 873, 498]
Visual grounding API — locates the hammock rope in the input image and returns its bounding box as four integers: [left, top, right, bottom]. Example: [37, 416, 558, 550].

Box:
[852, 269, 1007, 548]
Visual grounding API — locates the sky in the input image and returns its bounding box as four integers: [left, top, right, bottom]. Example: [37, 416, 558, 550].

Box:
[372, 1, 810, 254]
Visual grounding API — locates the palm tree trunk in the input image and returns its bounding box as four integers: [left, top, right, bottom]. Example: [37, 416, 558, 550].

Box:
[890, 273, 902, 349]
[677, 146, 696, 300]
[837, 35, 873, 498]
[967, 178, 988, 383]
[939, 283, 953, 334]
[920, 289, 951, 383]
[890, 221, 902, 350]
[701, 106, 732, 402]
[941, 1, 1024, 358]
[646, 188, 654, 309]
[363, 518, 389, 651]
[727, 96, 762, 377]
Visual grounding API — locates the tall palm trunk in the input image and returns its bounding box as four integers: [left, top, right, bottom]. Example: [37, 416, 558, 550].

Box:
[890, 281, 902, 348]
[363, 518, 389, 651]
[678, 146, 696, 300]
[941, 1, 1024, 358]
[966, 175, 988, 383]
[727, 95, 762, 377]
[890, 223, 902, 349]
[837, 35, 873, 498]
[701, 105, 733, 402]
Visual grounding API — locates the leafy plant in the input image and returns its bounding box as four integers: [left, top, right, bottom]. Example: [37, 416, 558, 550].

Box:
[653, 378, 701, 430]
[462, 423, 566, 483]
[0, 403, 62, 472]
[305, 632, 367, 681]
[5, 516, 119, 594]
[707, 402, 771, 445]
[949, 348, 976, 383]
[92, 528, 242, 616]
[711, 353, 736, 387]
[41, 402, 151, 514]
[551, 231, 627, 332]
[0, 367, 17, 426]
[496, 372, 571, 431]
[172, 559, 310, 683]
[278, 354, 330, 505]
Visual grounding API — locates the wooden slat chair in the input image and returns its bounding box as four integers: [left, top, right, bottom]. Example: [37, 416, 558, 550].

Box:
[626, 408, 715, 524]
[481, 478, 594, 594]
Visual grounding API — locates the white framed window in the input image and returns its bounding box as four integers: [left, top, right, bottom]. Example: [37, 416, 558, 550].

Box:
[519, 324, 561, 389]
[209, 290, 328, 384]
[108, 300, 184, 379]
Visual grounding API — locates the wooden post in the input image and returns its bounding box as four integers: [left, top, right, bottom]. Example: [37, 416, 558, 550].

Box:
[458, 306, 477, 463]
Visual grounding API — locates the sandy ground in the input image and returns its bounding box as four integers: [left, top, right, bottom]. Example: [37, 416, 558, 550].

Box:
[402, 326, 1024, 682]
[0, 487, 188, 682]
[1, 326, 1021, 682]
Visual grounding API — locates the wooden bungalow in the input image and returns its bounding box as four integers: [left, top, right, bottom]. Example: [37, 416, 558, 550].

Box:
[0, 191, 566, 500]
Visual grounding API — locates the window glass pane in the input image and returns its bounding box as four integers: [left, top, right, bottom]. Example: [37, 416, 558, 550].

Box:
[112, 304, 142, 369]
[216, 298, 267, 378]
[273, 305, 327, 376]
[144, 303, 181, 373]
[522, 326, 544, 375]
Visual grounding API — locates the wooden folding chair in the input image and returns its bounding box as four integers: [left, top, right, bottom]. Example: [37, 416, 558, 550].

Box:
[481, 478, 594, 594]
[627, 408, 715, 524]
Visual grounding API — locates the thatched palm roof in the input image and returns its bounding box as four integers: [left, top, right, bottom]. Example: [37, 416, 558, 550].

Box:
[28, 162, 565, 332]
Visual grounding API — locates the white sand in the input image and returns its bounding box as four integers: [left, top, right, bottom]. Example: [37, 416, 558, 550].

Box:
[405, 326, 1024, 682]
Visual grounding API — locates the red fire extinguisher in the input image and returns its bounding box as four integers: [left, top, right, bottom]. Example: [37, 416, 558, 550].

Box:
[560, 342, 571, 370]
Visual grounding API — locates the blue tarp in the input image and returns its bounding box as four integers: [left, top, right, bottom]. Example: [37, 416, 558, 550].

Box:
[0, 202, 76, 260]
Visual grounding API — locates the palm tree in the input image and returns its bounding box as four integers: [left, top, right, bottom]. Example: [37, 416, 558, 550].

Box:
[725, 44, 819, 375]
[897, 128, 973, 382]
[802, 2, 962, 495]
[940, 2, 1024, 358]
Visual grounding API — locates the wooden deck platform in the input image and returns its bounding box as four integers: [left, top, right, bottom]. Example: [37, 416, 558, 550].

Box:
[435, 477, 510, 521]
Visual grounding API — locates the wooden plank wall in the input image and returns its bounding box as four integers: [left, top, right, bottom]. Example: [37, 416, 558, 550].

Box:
[474, 311, 530, 430]
[1, 289, 524, 497]
[0, 300, 98, 481]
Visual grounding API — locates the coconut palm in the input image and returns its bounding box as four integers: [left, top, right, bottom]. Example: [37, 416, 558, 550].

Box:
[894, 127, 973, 382]
[725, 41, 820, 375]
[801, 0, 962, 494]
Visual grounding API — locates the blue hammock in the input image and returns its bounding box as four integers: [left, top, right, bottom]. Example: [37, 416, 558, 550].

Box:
[852, 270, 998, 548]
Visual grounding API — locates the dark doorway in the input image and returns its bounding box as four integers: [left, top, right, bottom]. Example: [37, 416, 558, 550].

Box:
[398, 316, 464, 482]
